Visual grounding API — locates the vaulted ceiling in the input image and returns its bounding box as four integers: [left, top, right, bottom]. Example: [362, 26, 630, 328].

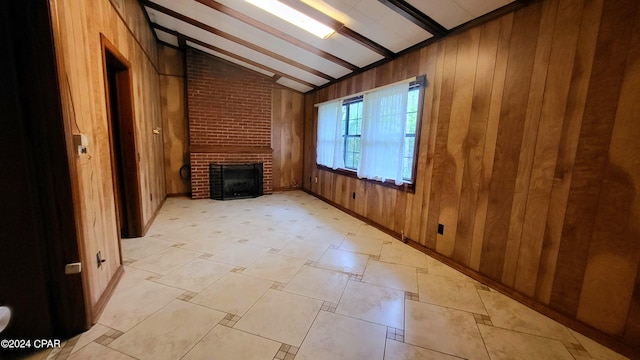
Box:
[142, 0, 523, 93]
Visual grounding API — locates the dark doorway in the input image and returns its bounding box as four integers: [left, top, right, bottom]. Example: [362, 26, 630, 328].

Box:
[101, 35, 143, 239]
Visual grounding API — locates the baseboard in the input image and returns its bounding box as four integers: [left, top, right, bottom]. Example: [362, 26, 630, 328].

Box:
[142, 195, 167, 235]
[272, 186, 303, 192]
[90, 265, 124, 325]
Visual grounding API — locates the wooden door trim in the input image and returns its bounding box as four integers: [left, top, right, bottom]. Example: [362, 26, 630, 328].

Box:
[100, 34, 144, 241]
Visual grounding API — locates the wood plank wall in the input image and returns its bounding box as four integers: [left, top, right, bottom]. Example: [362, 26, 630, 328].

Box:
[159, 45, 189, 195]
[49, 0, 164, 319]
[302, 0, 640, 353]
[272, 88, 304, 190]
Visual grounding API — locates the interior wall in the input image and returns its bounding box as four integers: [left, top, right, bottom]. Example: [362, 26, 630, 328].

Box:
[159, 45, 189, 196]
[272, 88, 304, 191]
[48, 0, 165, 320]
[302, 0, 640, 354]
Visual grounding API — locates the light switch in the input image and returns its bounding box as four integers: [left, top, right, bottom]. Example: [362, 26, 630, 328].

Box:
[72, 133, 88, 155]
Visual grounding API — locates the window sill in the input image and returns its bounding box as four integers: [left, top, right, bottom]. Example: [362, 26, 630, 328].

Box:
[316, 164, 415, 194]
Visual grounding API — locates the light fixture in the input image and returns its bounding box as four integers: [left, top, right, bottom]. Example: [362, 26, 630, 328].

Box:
[245, 0, 335, 39]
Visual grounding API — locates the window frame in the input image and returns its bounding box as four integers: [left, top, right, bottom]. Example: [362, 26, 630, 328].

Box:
[315, 76, 426, 193]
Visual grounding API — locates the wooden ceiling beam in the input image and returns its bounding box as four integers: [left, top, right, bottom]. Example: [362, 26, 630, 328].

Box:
[142, 0, 335, 82]
[151, 24, 317, 89]
[377, 0, 448, 38]
[194, 0, 359, 70]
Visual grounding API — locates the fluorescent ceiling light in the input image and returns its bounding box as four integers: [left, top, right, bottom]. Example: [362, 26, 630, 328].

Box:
[245, 0, 335, 39]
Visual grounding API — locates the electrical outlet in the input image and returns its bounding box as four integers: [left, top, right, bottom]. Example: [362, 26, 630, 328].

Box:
[437, 224, 444, 235]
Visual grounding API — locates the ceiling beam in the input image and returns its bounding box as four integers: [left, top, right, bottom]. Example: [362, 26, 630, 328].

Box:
[152, 24, 317, 89]
[279, 0, 394, 59]
[194, 0, 359, 70]
[142, 0, 335, 82]
[377, 0, 448, 38]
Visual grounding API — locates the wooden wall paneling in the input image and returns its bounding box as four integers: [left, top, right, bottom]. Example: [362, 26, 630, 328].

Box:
[501, 0, 558, 287]
[453, 20, 501, 267]
[355, 177, 367, 217]
[416, 43, 446, 247]
[394, 188, 406, 235]
[479, 2, 542, 282]
[159, 46, 188, 195]
[290, 91, 304, 188]
[514, 0, 584, 297]
[437, 28, 480, 259]
[535, 0, 603, 304]
[272, 88, 283, 188]
[404, 46, 436, 241]
[621, 10, 640, 346]
[469, 14, 513, 271]
[575, 1, 640, 335]
[549, 0, 637, 318]
[383, 186, 398, 231]
[303, 92, 316, 191]
[50, 0, 163, 317]
[424, 37, 458, 250]
[271, 87, 304, 190]
[334, 174, 345, 207]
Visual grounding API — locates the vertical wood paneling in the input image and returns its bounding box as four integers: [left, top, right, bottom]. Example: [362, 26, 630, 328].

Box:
[575, 2, 640, 335]
[549, 0, 638, 317]
[514, 0, 584, 297]
[480, 3, 542, 281]
[425, 37, 458, 250]
[272, 87, 305, 191]
[159, 45, 188, 195]
[50, 0, 163, 316]
[501, 0, 557, 287]
[469, 13, 513, 271]
[406, 46, 438, 243]
[302, 0, 640, 353]
[621, 8, 640, 346]
[437, 28, 480, 258]
[453, 22, 499, 266]
[536, 0, 603, 304]
[418, 43, 446, 247]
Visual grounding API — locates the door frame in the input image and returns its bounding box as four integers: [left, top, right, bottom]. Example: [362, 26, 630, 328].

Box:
[100, 34, 143, 241]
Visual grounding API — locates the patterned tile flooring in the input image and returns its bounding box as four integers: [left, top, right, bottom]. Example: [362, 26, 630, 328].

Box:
[24, 191, 627, 359]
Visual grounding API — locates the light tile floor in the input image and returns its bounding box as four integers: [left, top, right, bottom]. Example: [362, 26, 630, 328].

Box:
[27, 191, 628, 360]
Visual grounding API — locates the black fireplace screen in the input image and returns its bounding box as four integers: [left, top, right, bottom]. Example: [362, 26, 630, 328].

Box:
[209, 163, 263, 200]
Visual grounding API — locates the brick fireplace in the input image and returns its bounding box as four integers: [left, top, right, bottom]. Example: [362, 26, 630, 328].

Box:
[187, 48, 273, 199]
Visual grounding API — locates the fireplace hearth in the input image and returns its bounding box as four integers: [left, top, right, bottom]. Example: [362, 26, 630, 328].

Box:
[209, 163, 263, 200]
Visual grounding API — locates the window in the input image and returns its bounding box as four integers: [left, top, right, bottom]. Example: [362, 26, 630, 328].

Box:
[317, 77, 424, 186]
[342, 97, 363, 170]
[403, 85, 420, 180]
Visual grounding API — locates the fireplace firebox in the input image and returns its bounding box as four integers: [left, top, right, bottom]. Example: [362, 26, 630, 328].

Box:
[209, 163, 263, 200]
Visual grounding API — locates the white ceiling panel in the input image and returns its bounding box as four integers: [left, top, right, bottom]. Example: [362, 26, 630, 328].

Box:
[406, 0, 474, 29]
[154, 28, 179, 47]
[142, 0, 520, 93]
[276, 78, 315, 93]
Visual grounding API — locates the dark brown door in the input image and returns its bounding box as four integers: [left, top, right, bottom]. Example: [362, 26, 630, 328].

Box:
[0, 0, 87, 342]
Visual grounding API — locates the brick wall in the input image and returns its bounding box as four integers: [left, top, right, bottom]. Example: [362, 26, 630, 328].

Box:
[187, 48, 273, 199]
